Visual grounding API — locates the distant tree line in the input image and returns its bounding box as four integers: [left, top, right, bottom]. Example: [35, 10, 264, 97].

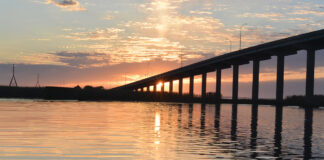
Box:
[0, 85, 323, 107]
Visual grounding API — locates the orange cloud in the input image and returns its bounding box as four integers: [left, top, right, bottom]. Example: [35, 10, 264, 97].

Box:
[293, 10, 324, 16]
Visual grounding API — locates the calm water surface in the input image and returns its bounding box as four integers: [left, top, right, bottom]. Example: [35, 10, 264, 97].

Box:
[0, 99, 323, 159]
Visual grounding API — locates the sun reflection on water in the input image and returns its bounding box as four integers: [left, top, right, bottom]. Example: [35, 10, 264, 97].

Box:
[154, 112, 161, 146]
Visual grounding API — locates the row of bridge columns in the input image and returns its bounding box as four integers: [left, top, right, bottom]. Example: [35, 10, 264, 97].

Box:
[136, 49, 316, 106]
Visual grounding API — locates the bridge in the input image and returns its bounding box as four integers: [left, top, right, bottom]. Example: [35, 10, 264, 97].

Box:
[109, 29, 324, 106]
[107, 29, 323, 159]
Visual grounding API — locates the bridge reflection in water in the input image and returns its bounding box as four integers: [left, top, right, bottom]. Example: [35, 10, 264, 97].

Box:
[171, 103, 314, 159]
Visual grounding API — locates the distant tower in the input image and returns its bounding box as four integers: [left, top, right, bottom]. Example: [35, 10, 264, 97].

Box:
[9, 64, 18, 87]
[35, 73, 41, 88]
[180, 54, 183, 68]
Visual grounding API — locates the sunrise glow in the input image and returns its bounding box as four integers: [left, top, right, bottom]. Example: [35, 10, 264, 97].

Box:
[0, 0, 324, 98]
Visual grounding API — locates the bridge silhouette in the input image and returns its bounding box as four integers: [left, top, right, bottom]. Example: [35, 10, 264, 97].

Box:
[110, 29, 324, 106]
[107, 30, 323, 158]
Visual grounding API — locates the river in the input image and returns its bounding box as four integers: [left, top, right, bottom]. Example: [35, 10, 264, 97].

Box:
[0, 99, 323, 159]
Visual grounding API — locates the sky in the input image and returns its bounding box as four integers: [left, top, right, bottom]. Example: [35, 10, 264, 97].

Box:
[1, 0, 324, 98]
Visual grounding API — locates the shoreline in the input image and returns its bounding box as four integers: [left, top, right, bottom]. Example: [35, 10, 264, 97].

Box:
[0, 85, 322, 108]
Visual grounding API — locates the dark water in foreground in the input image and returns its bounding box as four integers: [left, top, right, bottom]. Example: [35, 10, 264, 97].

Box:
[0, 99, 323, 159]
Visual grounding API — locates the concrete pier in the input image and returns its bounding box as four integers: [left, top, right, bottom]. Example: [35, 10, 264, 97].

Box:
[189, 75, 194, 97]
[216, 69, 222, 101]
[252, 60, 260, 103]
[161, 82, 164, 93]
[306, 49, 315, 106]
[179, 78, 183, 96]
[232, 64, 239, 102]
[276, 55, 285, 103]
[169, 80, 173, 93]
[201, 73, 207, 99]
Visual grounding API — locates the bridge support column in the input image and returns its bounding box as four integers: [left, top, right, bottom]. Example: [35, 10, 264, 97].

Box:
[169, 80, 173, 93]
[179, 77, 183, 96]
[189, 75, 194, 98]
[216, 68, 222, 102]
[232, 64, 239, 102]
[147, 86, 150, 92]
[306, 49, 315, 106]
[153, 84, 156, 93]
[201, 72, 207, 99]
[140, 87, 144, 92]
[276, 55, 285, 104]
[161, 82, 164, 93]
[252, 60, 260, 103]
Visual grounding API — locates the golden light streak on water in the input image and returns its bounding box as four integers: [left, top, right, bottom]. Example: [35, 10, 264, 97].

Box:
[154, 111, 161, 146]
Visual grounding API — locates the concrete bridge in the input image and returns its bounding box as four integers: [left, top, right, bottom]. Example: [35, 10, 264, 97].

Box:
[110, 29, 324, 106]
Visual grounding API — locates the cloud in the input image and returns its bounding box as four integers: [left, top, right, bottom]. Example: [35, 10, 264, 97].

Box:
[287, 17, 308, 21]
[189, 10, 213, 15]
[293, 10, 324, 16]
[104, 15, 113, 20]
[46, 0, 86, 11]
[62, 0, 303, 66]
[238, 12, 283, 21]
[51, 51, 110, 68]
[64, 28, 124, 41]
[65, 28, 216, 65]
[33, 38, 51, 41]
[125, 0, 230, 55]
[63, 26, 206, 64]
[60, 0, 322, 68]
[227, 26, 310, 48]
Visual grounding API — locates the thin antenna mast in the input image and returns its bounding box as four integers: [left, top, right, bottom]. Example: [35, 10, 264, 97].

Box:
[35, 73, 41, 88]
[146, 60, 150, 78]
[9, 64, 18, 87]
[124, 74, 126, 85]
[180, 53, 183, 68]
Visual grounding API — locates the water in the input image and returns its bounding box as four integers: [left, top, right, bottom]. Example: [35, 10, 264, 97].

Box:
[0, 99, 323, 159]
